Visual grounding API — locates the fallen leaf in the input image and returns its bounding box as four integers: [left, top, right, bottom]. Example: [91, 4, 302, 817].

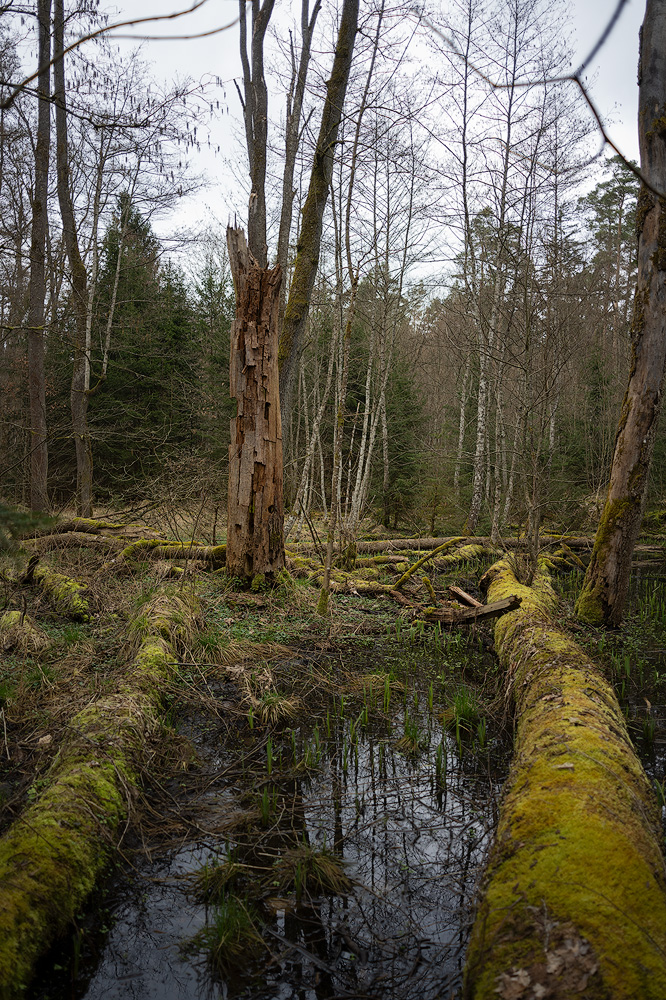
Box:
[37, 734, 52, 746]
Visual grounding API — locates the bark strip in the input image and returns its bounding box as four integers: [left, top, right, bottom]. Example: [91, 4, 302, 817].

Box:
[464, 561, 666, 999]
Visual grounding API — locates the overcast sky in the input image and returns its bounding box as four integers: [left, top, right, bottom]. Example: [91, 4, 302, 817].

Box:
[107, 0, 646, 232]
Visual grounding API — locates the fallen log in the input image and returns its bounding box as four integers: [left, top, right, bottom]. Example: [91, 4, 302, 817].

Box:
[22, 558, 91, 621]
[27, 532, 124, 554]
[0, 589, 199, 997]
[288, 534, 597, 556]
[463, 561, 666, 999]
[448, 585, 482, 608]
[24, 517, 161, 540]
[423, 595, 520, 624]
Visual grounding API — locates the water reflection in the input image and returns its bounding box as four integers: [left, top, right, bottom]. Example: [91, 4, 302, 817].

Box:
[31, 668, 506, 1000]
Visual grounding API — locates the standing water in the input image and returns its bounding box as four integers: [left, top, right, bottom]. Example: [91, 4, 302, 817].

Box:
[30, 643, 508, 1000]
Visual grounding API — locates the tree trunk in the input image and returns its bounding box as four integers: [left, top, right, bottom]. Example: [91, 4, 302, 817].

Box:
[577, 0, 666, 626]
[276, 0, 322, 325]
[53, 0, 93, 517]
[26, 0, 51, 513]
[278, 0, 359, 428]
[226, 227, 284, 582]
[464, 560, 666, 999]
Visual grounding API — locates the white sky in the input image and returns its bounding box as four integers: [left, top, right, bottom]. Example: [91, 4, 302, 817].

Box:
[105, 0, 646, 235]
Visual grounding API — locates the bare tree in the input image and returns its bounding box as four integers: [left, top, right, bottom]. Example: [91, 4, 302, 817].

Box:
[53, 0, 93, 515]
[26, 0, 51, 512]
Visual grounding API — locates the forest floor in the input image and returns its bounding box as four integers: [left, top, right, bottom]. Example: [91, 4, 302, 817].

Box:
[1, 511, 666, 999]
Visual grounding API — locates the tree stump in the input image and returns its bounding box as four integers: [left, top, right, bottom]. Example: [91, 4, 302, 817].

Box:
[226, 227, 284, 581]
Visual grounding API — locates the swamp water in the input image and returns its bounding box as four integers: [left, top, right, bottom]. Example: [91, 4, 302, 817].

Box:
[30, 642, 508, 1000]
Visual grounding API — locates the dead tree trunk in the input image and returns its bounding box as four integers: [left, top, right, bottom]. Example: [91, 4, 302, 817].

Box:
[577, 0, 666, 626]
[226, 228, 284, 582]
[464, 561, 666, 999]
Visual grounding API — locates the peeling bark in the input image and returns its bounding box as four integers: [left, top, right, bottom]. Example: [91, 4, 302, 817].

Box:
[464, 561, 666, 999]
[226, 227, 284, 581]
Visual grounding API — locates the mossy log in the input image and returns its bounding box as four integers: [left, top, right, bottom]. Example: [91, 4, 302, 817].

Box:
[463, 561, 666, 999]
[289, 535, 594, 557]
[30, 563, 91, 621]
[0, 589, 198, 998]
[392, 537, 467, 589]
[0, 611, 49, 653]
[25, 517, 161, 540]
[28, 531, 124, 554]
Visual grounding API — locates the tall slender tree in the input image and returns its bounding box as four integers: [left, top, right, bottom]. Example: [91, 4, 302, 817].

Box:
[26, 0, 51, 512]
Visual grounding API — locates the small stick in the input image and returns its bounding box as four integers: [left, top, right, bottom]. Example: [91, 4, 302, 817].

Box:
[1, 707, 10, 760]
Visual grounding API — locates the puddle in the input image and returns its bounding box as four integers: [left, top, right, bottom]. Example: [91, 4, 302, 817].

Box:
[30, 645, 507, 1000]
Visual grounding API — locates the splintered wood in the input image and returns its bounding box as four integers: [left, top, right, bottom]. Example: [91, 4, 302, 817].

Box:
[226, 227, 285, 580]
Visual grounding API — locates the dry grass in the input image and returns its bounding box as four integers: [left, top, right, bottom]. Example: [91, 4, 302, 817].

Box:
[270, 844, 352, 898]
[0, 612, 50, 655]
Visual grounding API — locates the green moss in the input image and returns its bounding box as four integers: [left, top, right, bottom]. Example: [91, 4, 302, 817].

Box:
[33, 565, 91, 620]
[251, 573, 266, 592]
[575, 498, 632, 625]
[316, 587, 329, 616]
[636, 185, 653, 238]
[0, 586, 194, 997]
[465, 562, 666, 999]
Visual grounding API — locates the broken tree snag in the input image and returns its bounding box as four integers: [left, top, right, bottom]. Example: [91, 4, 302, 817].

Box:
[464, 561, 666, 1000]
[226, 227, 284, 582]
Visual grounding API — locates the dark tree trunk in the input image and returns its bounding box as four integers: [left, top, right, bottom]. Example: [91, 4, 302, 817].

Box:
[577, 0, 666, 626]
[54, 0, 93, 517]
[26, 0, 51, 513]
[238, 0, 275, 268]
[226, 228, 284, 581]
[276, 0, 322, 326]
[278, 0, 359, 429]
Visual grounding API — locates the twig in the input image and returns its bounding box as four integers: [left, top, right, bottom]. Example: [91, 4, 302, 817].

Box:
[299, 499, 326, 565]
[1, 707, 10, 760]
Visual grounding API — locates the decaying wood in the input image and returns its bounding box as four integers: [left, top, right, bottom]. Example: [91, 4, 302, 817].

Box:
[422, 595, 520, 624]
[289, 534, 596, 556]
[28, 532, 124, 554]
[464, 560, 666, 998]
[24, 517, 161, 540]
[448, 585, 482, 608]
[226, 227, 284, 581]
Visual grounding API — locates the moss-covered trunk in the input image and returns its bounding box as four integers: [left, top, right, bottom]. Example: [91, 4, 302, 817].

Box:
[464, 561, 666, 1000]
[226, 227, 284, 582]
[0, 591, 197, 998]
[576, 0, 666, 626]
[278, 0, 359, 429]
